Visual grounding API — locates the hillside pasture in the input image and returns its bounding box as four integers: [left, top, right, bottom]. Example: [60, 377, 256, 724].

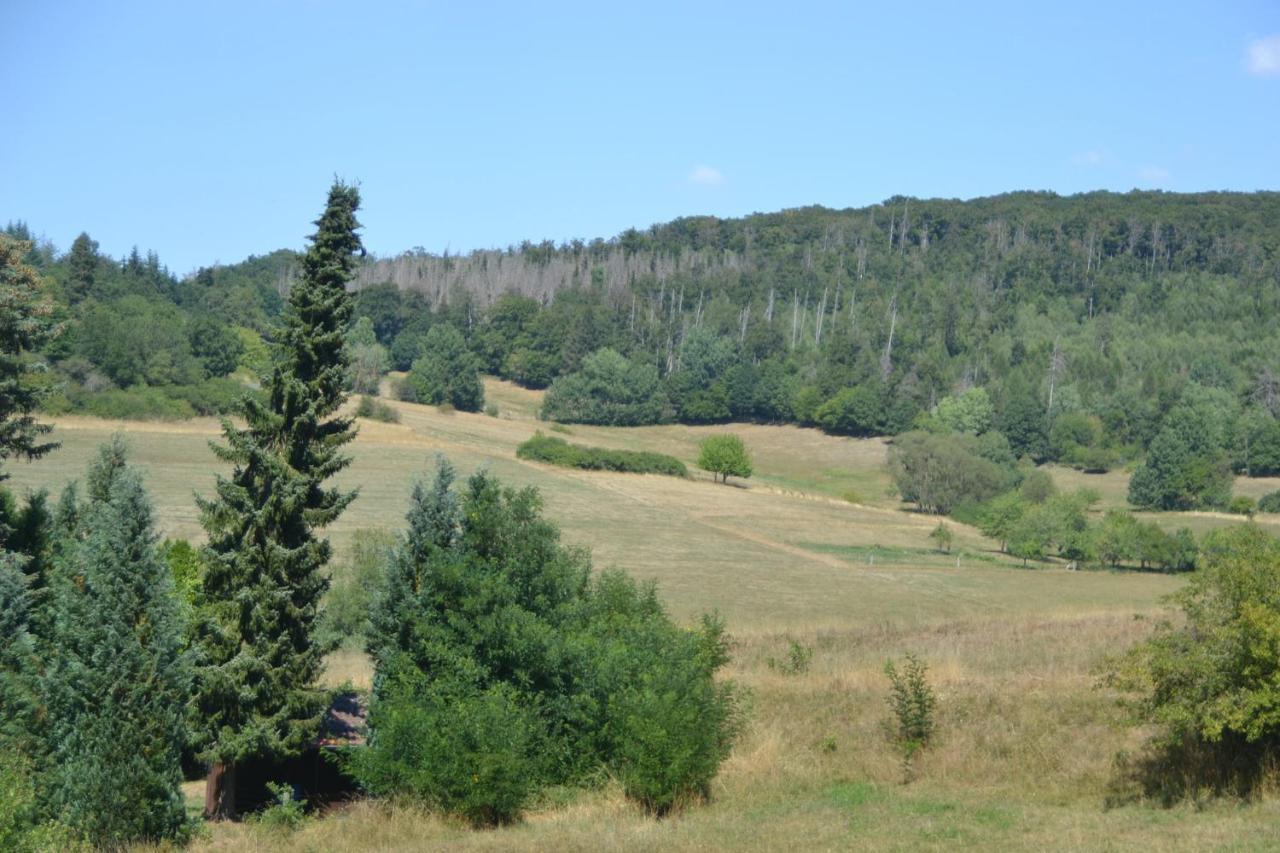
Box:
[16, 379, 1280, 849]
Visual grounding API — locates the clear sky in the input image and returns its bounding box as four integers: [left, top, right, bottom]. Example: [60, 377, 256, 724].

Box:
[3, 1, 1278, 274]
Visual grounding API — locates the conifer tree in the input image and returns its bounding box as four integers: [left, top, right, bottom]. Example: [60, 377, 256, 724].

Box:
[0, 234, 59, 475]
[192, 181, 363, 818]
[44, 445, 189, 847]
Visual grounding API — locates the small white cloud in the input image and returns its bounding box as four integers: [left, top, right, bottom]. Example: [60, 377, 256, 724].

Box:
[1246, 34, 1280, 76]
[688, 165, 724, 186]
[1071, 148, 1109, 167]
[1138, 165, 1171, 184]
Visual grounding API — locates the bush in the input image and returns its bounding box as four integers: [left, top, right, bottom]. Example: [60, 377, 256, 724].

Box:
[1228, 496, 1257, 516]
[354, 675, 544, 826]
[1259, 490, 1280, 513]
[0, 751, 86, 853]
[251, 783, 308, 834]
[884, 653, 937, 781]
[355, 395, 400, 423]
[766, 638, 813, 675]
[43, 377, 256, 420]
[516, 432, 688, 477]
[1104, 525, 1280, 799]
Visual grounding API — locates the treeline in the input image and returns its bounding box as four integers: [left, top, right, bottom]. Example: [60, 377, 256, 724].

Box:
[0, 222, 288, 418]
[10, 190, 1280, 491]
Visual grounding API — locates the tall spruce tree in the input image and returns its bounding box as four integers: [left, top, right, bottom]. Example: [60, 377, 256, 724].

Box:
[192, 181, 363, 819]
[0, 234, 59, 476]
[44, 444, 189, 847]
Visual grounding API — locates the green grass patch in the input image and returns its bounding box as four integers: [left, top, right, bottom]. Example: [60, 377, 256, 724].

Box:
[516, 431, 688, 477]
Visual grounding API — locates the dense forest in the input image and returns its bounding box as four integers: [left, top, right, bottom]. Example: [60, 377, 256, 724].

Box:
[8, 190, 1280, 506]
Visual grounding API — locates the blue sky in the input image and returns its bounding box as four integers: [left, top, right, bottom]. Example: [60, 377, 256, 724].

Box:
[3, 1, 1278, 274]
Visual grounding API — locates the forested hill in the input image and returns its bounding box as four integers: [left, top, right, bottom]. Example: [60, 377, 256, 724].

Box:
[343, 191, 1280, 457]
[6, 190, 1280, 486]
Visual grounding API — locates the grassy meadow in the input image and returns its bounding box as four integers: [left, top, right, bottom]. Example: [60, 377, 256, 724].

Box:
[13, 378, 1280, 850]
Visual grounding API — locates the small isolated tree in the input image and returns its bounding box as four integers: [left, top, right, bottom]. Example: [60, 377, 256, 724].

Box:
[884, 653, 936, 782]
[44, 443, 189, 847]
[698, 434, 752, 484]
[928, 522, 953, 553]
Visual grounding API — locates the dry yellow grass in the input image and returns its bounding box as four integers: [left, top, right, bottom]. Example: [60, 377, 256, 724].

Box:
[19, 380, 1276, 849]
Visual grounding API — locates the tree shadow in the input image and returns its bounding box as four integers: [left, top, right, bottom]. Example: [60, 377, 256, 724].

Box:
[1106, 733, 1280, 808]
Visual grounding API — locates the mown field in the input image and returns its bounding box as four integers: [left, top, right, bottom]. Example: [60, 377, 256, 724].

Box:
[12, 379, 1280, 851]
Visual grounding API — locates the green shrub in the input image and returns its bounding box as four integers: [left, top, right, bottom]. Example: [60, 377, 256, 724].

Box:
[766, 638, 813, 675]
[251, 782, 308, 834]
[0, 750, 87, 853]
[884, 653, 937, 780]
[1104, 525, 1280, 800]
[484, 402, 499, 418]
[594, 608, 743, 815]
[44, 378, 257, 420]
[516, 432, 688, 477]
[1259, 491, 1280, 513]
[1228, 496, 1257, 516]
[355, 395, 400, 423]
[352, 673, 545, 827]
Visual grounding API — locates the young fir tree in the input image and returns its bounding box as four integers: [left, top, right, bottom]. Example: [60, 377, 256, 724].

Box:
[192, 181, 363, 819]
[44, 445, 189, 847]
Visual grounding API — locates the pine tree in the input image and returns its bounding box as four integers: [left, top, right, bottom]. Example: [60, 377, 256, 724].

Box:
[192, 181, 363, 819]
[64, 232, 98, 303]
[0, 234, 59, 475]
[44, 445, 189, 847]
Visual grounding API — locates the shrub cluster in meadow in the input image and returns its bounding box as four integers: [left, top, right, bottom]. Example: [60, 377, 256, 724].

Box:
[517, 431, 688, 477]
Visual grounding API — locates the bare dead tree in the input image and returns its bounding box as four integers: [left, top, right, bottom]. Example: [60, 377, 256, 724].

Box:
[1047, 339, 1065, 418]
[791, 290, 800, 350]
[880, 291, 898, 380]
[814, 286, 828, 346]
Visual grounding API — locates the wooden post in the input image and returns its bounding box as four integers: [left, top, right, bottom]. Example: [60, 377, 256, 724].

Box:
[204, 761, 237, 820]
